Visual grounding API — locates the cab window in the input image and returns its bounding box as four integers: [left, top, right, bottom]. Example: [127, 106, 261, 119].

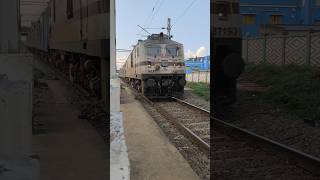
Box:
[166, 45, 180, 57]
[147, 46, 161, 57]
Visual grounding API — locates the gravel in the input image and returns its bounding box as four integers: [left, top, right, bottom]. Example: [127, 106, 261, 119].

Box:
[212, 129, 317, 179]
[218, 90, 320, 159]
[182, 90, 210, 111]
[32, 68, 54, 135]
[156, 101, 210, 144]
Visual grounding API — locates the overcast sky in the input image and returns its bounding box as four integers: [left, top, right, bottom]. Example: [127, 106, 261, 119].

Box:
[116, 0, 210, 69]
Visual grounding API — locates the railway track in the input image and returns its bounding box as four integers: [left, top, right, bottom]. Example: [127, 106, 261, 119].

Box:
[138, 96, 320, 178]
[152, 97, 210, 154]
[123, 82, 210, 154]
[171, 100, 320, 178]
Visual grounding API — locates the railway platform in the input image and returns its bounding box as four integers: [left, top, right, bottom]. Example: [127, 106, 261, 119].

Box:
[32, 58, 108, 180]
[0, 54, 38, 180]
[120, 86, 201, 180]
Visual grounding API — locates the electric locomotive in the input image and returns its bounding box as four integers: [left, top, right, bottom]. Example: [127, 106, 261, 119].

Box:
[120, 32, 186, 98]
[211, 0, 245, 106]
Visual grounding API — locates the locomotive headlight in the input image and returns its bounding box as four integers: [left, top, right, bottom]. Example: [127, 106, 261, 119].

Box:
[147, 61, 151, 68]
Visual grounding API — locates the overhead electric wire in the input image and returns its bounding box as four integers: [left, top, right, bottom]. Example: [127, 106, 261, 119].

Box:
[143, 0, 160, 26]
[171, 0, 199, 28]
[146, 0, 166, 29]
[138, 0, 162, 36]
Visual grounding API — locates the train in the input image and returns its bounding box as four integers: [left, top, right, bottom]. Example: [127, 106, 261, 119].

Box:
[26, 0, 109, 99]
[211, 0, 245, 106]
[119, 33, 186, 98]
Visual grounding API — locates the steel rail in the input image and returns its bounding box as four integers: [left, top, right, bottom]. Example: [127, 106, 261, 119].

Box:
[137, 95, 210, 154]
[124, 84, 320, 175]
[121, 83, 212, 154]
[173, 97, 320, 175]
[213, 117, 320, 175]
[172, 97, 320, 175]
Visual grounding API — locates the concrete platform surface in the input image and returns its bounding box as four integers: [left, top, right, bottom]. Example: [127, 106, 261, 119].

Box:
[0, 54, 33, 81]
[0, 157, 39, 180]
[0, 54, 37, 180]
[121, 87, 201, 180]
[32, 59, 108, 180]
[110, 112, 130, 180]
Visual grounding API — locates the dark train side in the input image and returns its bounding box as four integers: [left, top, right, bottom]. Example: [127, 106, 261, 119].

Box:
[211, 0, 245, 107]
[26, 0, 110, 100]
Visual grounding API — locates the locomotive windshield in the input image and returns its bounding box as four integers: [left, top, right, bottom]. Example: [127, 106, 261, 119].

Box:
[166, 45, 180, 57]
[147, 46, 161, 57]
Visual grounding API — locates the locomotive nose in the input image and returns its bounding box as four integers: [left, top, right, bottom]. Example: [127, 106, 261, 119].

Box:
[221, 53, 245, 79]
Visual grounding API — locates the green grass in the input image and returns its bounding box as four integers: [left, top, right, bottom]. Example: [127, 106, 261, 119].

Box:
[242, 63, 320, 121]
[186, 82, 210, 101]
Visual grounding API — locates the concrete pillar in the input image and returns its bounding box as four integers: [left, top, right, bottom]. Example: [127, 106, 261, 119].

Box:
[109, 1, 130, 179]
[0, 0, 20, 53]
[110, 0, 120, 112]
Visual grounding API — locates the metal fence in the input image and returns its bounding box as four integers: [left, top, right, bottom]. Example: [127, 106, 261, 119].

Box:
[186, 71, 210, 84]
[242, 32, 320, 66]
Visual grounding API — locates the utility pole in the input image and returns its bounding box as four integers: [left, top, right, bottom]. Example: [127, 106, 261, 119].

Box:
[167, 18, 172, 38]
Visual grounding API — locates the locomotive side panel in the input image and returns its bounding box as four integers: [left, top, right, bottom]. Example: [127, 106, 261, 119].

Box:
[125, 46, 139, 79]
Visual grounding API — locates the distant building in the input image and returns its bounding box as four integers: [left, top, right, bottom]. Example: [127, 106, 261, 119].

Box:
[240, 0, 320, 37]
[184, 56, 210, 74]
[0, 0, 20, 53]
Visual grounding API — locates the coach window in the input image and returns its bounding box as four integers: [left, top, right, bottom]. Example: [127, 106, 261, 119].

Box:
[67, 0, 74, 19]
[135, 49, 137, 58]
[243, 14, 256, 25]
[131, 53, 133, 68]
[137, 47, 139, 57]
[270, 15, 282, 25]
[53, 0, 56, 22]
